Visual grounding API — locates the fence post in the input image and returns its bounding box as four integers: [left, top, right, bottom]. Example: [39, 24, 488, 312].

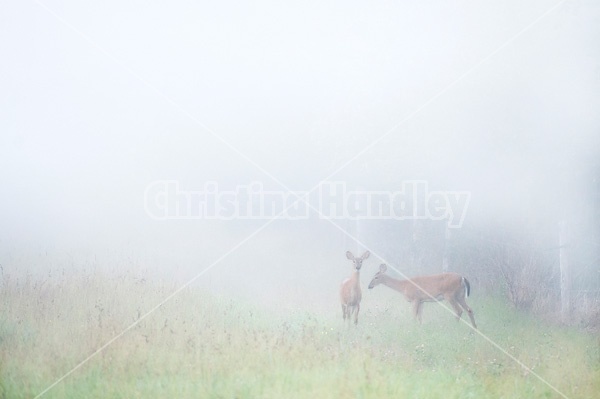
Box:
[559, 220, 572, 324]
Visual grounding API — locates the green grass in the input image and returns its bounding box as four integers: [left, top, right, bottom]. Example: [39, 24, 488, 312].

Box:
[1, 273, 598, 398]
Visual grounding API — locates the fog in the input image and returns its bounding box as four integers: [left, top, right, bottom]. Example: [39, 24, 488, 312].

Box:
[1, 1, 599, 308]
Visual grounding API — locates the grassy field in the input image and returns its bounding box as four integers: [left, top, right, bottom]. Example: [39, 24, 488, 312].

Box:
[0, 271, 598, 399]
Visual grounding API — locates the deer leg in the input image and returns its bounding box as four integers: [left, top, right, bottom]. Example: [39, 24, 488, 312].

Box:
[354, 303, 360, 325]
[342, 304, 347, 321]
[413, 301, 423, 324]
[457, 296, 477, 329]
[448, 298, 463, 321]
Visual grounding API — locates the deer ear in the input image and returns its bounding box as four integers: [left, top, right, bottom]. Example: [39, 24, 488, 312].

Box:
[346, 251, 355, 260]
[379, 264, 387, 273]
[362, 251, 370, 260]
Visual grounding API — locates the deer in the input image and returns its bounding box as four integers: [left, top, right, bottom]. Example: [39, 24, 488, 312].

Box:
[340, 250, 370, 325]
[368, 264, 477, 329]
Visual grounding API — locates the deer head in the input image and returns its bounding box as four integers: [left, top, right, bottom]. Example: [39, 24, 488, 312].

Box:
[368, 264, 387, 289]
[346, 250, 370, 271]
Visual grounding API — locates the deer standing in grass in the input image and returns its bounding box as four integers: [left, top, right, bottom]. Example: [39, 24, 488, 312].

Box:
[340, 250, 370, 324]
[368, 264, 477, 329]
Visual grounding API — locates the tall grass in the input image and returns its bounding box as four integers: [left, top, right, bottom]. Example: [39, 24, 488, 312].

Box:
[0, 271, 598, 398]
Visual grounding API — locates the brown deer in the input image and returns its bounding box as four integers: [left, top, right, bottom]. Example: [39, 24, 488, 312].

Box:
[340, 250, 370, 324]
[368, 264, 477, 329]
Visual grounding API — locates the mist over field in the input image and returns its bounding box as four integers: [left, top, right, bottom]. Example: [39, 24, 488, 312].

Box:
[1, 1, 599, 398]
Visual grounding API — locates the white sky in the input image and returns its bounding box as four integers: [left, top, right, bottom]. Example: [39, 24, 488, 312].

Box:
[1, 0, 599, 255]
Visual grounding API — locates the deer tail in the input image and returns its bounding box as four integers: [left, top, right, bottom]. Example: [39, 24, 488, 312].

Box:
[462, 276, 471, 298]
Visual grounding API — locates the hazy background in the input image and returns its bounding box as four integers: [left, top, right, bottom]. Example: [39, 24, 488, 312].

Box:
[1, 1, 599, 308]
